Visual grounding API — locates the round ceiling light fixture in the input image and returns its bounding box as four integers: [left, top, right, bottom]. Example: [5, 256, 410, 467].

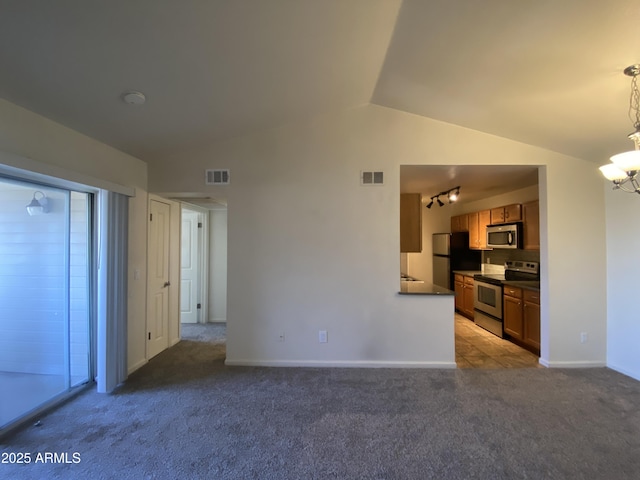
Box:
[122, 91, 146, 106]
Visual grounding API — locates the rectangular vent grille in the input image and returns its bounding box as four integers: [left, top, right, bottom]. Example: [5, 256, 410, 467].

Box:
[361, 171, 384, 185]
[205, 169, 230, 185]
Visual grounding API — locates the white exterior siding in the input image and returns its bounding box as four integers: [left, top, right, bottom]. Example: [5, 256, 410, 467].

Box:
[0, 182, 89, 378]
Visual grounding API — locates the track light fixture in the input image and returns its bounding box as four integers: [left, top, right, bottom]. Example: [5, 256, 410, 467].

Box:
[426, 186, 460, 209]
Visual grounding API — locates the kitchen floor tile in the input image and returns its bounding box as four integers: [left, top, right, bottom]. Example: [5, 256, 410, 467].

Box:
[454, 313, 542, 369]
[462, 355, 505, 369]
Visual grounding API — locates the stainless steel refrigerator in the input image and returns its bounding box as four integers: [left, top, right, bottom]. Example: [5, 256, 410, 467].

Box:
[432, 232, 481, 289]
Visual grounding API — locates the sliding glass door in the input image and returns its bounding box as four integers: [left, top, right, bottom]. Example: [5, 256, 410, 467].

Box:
[0, 177, 91, 431]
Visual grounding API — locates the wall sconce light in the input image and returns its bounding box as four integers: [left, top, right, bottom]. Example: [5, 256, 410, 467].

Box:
[26, 191, 49, 216]
[426, 186, 460, 209]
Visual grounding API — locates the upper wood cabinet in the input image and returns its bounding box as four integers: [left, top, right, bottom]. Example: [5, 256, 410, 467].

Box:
[400, 193, 422, 253]
[523, 200, 540, 250]
[468, 209, 491, 250]
[490, 203, 522, 224]
[451, 214, 469, 233]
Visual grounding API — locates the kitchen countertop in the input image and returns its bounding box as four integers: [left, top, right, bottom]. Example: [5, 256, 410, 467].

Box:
[453, 270, 540, 291]
[398, 282, 455, 296]
[452, 270, 482, 277]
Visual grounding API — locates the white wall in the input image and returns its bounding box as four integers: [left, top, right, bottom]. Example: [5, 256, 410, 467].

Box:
[149, 104, 608, 369]
[604, 186, 640, 381]
[209, 208, 228, 322]
[0, 99, 150, 375]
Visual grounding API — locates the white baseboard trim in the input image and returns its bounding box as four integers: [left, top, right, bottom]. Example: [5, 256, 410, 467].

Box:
[209, 317, 227, 323]
[224, 359, 457, 369]
[127, 359, 148, 375]
[538, 359, 606, 368]
[606, 362, 640, 382]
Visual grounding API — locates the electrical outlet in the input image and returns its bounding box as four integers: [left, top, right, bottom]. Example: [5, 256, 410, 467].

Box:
[278, 332, 285, 342]
[580, 332, 588, 344]
[319, 330, 328, 343]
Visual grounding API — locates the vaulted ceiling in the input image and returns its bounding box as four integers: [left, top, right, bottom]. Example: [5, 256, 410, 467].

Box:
[1, 0, 639, 169]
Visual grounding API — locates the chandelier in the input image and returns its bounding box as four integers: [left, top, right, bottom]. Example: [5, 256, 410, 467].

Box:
[599, 64, 640, 194]
[426, 186, 460, 209]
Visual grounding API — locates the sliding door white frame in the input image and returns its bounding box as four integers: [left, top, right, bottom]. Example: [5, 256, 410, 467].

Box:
[1, 153, 133, 395]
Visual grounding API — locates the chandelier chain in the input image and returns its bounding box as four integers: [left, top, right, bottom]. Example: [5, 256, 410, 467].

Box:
[629, 73, 640, 131]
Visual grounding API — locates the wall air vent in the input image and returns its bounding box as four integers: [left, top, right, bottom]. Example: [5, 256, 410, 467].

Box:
[360, 171, 384, 185]
[205, 169, 230, 185]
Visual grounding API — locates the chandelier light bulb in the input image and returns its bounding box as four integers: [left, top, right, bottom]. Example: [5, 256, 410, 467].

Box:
[599, 163, 628, 181]
[610, 150, 640, 172]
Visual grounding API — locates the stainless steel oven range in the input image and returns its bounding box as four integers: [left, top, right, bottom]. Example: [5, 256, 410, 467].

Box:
[473, 261, 539, 338]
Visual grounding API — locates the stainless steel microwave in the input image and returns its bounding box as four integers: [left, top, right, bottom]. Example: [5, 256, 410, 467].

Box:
[486, 223, 521, 249]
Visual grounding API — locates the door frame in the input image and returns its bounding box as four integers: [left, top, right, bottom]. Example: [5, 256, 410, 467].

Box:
[180, 203, 210, 324]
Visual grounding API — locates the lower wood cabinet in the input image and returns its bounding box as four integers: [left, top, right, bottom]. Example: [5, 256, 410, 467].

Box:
[503, 286, 523, 340]
[454, 275, 464, 312]
[503, 286, 540, 355]
[454, 274, 475, 319]
[523, 290, 541, 350]
[462, 276, 475, 319]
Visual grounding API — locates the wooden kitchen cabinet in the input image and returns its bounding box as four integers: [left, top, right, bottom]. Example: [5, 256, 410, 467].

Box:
[451, 214, 468, 233]
[523, 289, 541, 351]
[400, 193, 422, 253]
[504, 286, 540, 355]
[523, 200, 540, 250]
[490, 203, 522, 224]
[454, 274, 464, 312]
[503, 286, 523, 340]
[462, 275, 475, 319]
[468, 210, 491, 249]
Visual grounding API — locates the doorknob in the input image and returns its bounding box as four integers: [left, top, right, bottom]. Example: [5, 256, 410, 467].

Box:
[163, 281, 171, 288]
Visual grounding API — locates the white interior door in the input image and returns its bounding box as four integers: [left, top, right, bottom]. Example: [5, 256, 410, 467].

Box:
[147, 199, 171, 359]
[180, 210, 200, 324]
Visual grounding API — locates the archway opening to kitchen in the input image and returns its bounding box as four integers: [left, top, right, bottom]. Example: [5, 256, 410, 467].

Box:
[400, 164, 542, 368]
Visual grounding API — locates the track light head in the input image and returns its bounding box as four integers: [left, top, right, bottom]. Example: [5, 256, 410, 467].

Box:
[448, 186, 460, 203]
[425, 186, 461, 211]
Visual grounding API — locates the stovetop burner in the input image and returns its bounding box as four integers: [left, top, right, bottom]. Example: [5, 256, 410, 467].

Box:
[473, 273, 505, 285]
[474, 260, 539, 285]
